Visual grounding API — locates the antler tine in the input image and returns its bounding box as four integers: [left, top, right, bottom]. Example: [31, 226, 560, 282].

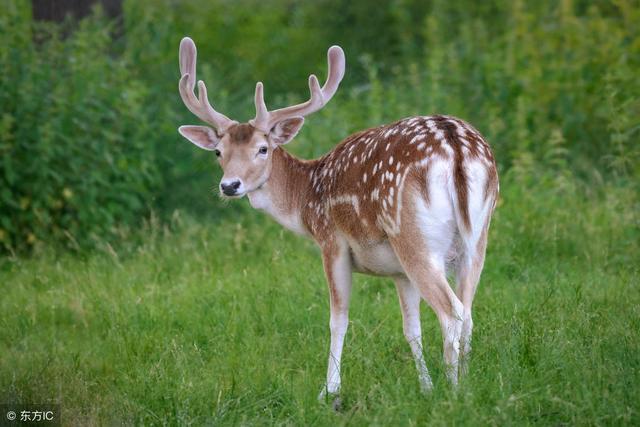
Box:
[178, 37, 235, 132]
[321, 45, 346, 100]
[251, 45, 345, 132]
[253, 82, 269, 125]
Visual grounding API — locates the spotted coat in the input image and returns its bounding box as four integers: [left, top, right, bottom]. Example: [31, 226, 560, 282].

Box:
[299, 115, 497, 248]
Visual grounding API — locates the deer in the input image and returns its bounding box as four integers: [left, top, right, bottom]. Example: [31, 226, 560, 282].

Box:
[176, 37, 499, 401]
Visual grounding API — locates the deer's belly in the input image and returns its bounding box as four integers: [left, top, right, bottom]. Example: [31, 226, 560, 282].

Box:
[349, 241, 404, 276]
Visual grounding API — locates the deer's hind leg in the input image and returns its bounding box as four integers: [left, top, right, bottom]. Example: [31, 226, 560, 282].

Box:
[453, 226, 488, 377]
[394, 276, 433, 393]
[453, 161, 498, 376]
[388, 190, 464, 385]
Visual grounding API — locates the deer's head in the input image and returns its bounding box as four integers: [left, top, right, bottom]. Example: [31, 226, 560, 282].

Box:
[177, 37, 345, 198]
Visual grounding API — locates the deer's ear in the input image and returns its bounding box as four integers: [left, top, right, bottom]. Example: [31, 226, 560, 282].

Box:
[178, 125, 221, 151]
[269, 117, 304, 145]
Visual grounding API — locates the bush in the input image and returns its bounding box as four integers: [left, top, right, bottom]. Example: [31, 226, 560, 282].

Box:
[0, 3, 161, 252]
[1, 0, 638, 253]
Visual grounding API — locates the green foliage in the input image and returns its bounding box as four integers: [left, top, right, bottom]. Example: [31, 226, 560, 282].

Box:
[1, 0, 639, 252]
[0, 3, 161, 252]
[136, 0, 640, 207]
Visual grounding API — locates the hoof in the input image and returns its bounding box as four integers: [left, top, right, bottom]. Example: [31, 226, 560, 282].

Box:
[420, 383, 434, 395]
[318, 388, 343, 411]
[331, 397, 343, 412]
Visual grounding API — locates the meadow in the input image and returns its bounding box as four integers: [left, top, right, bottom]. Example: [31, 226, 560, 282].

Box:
[1, 0, 639, 425]
[1, 179, 638, 425]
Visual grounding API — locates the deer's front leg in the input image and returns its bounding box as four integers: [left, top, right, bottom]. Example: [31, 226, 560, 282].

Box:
[318, 241, 352, 400]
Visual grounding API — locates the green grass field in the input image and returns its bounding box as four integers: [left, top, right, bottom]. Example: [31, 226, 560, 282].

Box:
[1, 1, 639, 424]
[1, 178, 638, 425]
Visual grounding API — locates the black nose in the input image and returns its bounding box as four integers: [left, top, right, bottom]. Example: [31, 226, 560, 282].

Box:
[221, 180, 241, 196]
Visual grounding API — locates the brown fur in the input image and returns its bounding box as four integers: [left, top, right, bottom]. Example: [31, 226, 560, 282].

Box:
[288, 116, 496, 245]
[226, 123, 257, 144]
[214, 115, 498, 266]
[434, 115, 471, 231]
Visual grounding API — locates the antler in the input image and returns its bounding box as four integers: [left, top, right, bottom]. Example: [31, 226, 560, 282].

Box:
[250, 46, 346, 132]
[178, 37, 236, 132]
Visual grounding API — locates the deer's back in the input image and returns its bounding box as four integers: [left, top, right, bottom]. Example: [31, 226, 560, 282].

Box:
[303, 115, 498, 249]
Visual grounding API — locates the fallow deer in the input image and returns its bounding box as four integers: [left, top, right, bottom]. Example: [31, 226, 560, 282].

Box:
[177, 37, 499, 399]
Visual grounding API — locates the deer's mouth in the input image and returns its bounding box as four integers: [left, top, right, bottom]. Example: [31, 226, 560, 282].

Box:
[220, 190, 246, 199]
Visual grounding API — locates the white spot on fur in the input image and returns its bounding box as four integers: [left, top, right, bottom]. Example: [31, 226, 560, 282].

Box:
[447, 119, 466, 137]
[409, 135, 421, 145]
[387, 129, 396, 138]
[328, 194, 360, 215]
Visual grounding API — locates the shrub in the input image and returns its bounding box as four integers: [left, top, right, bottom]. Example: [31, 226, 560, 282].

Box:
[2, 0, 638, 253]
[0, 3, 161, 252]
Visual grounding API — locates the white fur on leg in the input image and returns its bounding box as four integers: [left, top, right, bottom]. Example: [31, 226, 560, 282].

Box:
[459, 310, 473, 377]
[319, 311, 348, 399]
[441, 297, 464, 386]
[395, 278, 433, 393]
[318, 245, 352, 401]
[408, 337, 433, 393]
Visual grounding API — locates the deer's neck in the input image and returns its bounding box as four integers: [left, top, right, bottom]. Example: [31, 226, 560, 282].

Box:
[247, 147, 316, 236]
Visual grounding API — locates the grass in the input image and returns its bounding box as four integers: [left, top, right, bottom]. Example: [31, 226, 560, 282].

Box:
[1, 179, 639, 425]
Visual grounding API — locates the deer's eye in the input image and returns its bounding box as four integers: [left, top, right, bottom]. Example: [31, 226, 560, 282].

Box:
[214, 149, 221, 157]
[258, 146, 268, 155]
